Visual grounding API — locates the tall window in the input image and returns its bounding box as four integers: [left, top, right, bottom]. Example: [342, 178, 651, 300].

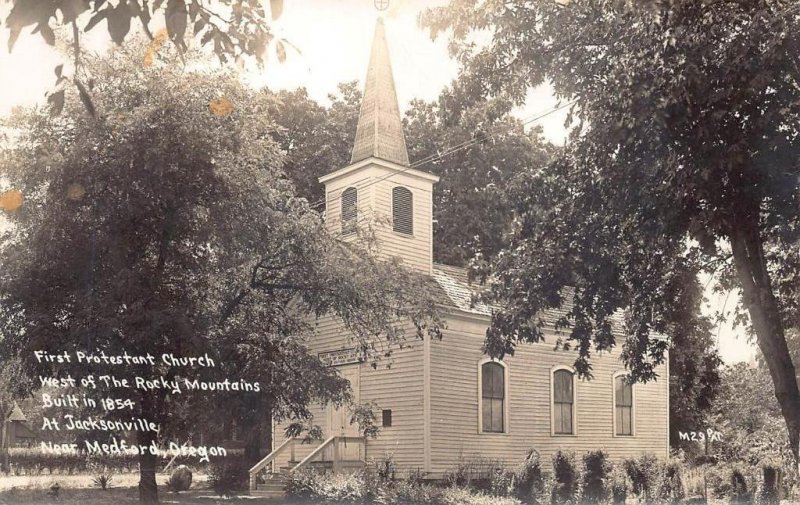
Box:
[392, 186, 413, 235]
[341, 187, 357, 235]
[553, 369, 575, 435]
[614, 375, 634, 436]
[481, 361, 505, 433]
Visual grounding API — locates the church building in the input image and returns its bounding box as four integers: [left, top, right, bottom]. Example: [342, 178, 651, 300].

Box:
[251, 18, 668, 492]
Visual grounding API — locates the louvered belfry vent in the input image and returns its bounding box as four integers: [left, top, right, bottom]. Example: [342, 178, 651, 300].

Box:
[392, 186, 413, 235]
[341, 187, 358, 234]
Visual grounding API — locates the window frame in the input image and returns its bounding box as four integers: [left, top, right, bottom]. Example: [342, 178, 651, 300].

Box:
[477, 358, 509, 435]
[612, 371, 636, 437]
[341, 186, 358, 235]
[550, 365, 577, 436]
[391, 186, 414, 236]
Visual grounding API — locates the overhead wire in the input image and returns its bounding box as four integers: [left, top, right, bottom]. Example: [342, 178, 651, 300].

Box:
[305, 99, 578, 211]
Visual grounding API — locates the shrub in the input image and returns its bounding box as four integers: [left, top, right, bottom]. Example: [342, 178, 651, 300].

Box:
[374, 453, 397, 482]
[730, 468, 751, 504]
[757, 465, 779, 505]
[208, 459, 248, 497]
[514, 450, 547, 504]
[440, 487, 522, 505]
[47, 482, 60, 498]
[623, 454, 660, 501]
[443, 458, 504, 492]
[382, 480, 442, 505]
[92, 472, 113, 490]
[284, 468, 319, 502]
[655, 462, 684, 504]
[408, 467, 428, 486]
[490, 467, 515, 498]
[285, 469, 367, 503]
[550, 451, 578, 505]
[166, 465, 192, 493]
[580, 451, 610, 504]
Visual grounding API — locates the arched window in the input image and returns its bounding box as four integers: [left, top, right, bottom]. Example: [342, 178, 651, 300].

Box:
[341, 187, 357, 235]
[614, 374, 634, 436]
[480, 361, 505, 433]
[392, 186, 413, 235]
[552, 368, 575, 435]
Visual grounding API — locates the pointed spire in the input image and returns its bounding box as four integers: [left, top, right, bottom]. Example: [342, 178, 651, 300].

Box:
[350, 18, 410, 166]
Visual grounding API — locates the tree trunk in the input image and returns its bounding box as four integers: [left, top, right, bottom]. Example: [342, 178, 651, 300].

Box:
[730, 224, 800, 460]
[244, 420, 262, 464]
[138, 395, 159, 505]
[137, 428, 159, 504]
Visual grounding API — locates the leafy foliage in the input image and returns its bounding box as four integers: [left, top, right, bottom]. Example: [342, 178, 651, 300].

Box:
[208, 459, 248, 498]
[0, 44, 441, 504]
[4, 0, 285, 65]
[708, 363, 795, 488]
[623, 454, 659, 501]
[580, 451, 610, 504]
[550, 451, 578, 505]
[404, 93, 553, 266]
[422, 0, 800, 455]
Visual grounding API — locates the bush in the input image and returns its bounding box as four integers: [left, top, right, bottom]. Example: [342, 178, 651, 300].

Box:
[580, 451, 610, 504]
[550, 451, 578, 505]
[623, 454, 660, 501]
[166, 465, 192, 493]
[92, 472, 113, 490]
[374, 453, 397, 482]
[378, 480, 442, 505]
[730, 468, 751, 504]
[443, 458, 504, 492]
[208, 459, 248, 498]
[514, 450, 547, 504]
[285, 469, 368, 503]
[757, 465, 779, 505]
[655, 462, 684, 504]
[440, 487, 522, 505]
[408, 467, 428, 486]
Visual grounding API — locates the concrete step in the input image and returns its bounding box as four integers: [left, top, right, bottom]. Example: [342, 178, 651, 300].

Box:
[250, 488, 285, 498]
[257, 484, 286, 492]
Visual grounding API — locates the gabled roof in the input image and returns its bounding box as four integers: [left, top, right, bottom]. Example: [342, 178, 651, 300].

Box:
[7, 402, 27, 422]
[431, 264, 637, 338]
[349, 18, 410, 166]
[431, 263, 493, 316]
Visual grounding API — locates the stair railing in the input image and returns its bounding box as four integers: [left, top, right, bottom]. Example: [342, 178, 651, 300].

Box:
[248, 437, 296, 491]
[290, 436, 365, 474]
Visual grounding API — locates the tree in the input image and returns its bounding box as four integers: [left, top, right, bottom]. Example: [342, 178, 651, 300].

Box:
[422, 0, 800, 455]
[3, 0, 291, 120]
[0, 42, 440, 504]
[404, 92, 554, 266]
[709, 362, 795, 481]
[267, 83, 361, 204]
[3, 0, 285, 63]
[270, 82, 554, 267]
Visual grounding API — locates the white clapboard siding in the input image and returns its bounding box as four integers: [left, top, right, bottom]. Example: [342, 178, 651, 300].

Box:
[272, 315, 427, 471]
[428, 313, 668, 476]
[322, 160, 436, 274]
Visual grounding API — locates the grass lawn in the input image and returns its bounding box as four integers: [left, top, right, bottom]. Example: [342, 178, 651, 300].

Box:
[0, 473, 298, 505]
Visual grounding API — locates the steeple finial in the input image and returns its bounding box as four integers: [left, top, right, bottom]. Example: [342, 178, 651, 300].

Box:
[350, 18, 410, 166]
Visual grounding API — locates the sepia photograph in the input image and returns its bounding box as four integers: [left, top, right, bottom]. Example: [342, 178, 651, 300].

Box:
[0, 0, 798, 504]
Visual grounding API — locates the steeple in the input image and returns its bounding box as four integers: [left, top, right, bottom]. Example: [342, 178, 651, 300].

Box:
[320, 16, 438, 275]
[350, 18, 410, 166]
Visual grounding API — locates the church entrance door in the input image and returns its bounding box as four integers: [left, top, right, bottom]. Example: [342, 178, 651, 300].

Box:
[325, 365, 362, 461]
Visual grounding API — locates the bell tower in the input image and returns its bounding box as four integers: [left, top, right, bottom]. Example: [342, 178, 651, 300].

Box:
[319, 18, 438, 275]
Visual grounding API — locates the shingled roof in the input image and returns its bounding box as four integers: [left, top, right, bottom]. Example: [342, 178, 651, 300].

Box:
[349, 18, 410, 166]
[431, 263, 635, 337]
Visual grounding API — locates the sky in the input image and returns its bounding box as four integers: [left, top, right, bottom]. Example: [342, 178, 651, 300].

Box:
[0, 0, 756, 364]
